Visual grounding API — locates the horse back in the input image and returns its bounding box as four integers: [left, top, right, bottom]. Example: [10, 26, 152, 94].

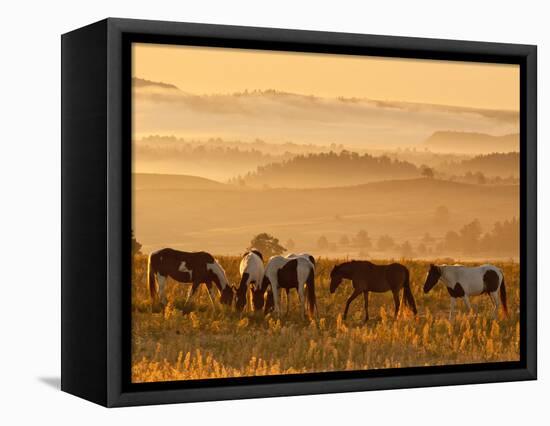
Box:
[354, 261, 408, 292]
[277, 259, 299, 289]
[152, 248, 215, 282]
[240, 252, 264, 281]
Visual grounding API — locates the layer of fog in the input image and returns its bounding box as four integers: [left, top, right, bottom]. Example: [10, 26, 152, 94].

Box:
[133, 82, 519, 149]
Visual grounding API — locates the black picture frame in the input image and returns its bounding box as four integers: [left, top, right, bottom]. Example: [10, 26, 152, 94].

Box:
[61, 17, 537, 407]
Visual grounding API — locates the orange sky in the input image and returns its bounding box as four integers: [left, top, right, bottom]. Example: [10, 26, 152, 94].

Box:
[133, 43, 519, 111]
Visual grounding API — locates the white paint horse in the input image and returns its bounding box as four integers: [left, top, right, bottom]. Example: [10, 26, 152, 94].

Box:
[281, 253, 316, 313]
[147, 248, 234, 311]
[235, 250, 265, 312]
[423, 263, 508, 319]
[252, 255, 317, 318]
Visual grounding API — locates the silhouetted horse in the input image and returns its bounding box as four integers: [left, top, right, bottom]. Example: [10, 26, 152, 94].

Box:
[148, 248, 234, 310]
[330, 261, 417, 321]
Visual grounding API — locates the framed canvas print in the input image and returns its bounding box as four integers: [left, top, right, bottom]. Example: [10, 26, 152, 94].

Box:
[61, 18, 537, 407]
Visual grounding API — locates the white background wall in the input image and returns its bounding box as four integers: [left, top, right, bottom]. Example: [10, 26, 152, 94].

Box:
[0, 0, 546, 423]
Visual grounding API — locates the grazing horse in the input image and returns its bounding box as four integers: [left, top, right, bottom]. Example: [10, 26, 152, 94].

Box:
[147, 248, 234, 310]
[423, 264, 507, 319]
[330, 261, 417, 321]
[235, 250, 265, 312]
[274, 253, 316, 313]
[252, 255, 317, 318]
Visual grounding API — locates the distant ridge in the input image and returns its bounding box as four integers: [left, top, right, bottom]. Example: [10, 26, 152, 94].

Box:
[424, 131, 519, 153]
[321, 177, 517, 196]
[134, 173, 227, 190]
[132, 77, 179, 90]
[237, 151, 419, 188]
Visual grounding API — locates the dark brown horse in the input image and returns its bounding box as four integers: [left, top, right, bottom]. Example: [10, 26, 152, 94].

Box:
[329, 261, 417, 321]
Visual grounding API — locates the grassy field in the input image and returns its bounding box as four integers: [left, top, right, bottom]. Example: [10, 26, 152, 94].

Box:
[131, 255, 520, 383]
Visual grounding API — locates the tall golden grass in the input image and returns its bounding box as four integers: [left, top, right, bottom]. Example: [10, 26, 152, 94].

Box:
[131, 255, 519, 383]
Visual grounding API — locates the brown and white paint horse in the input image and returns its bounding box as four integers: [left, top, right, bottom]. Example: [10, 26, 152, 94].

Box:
[235, 250, 264, 312]
[253, 255, 317, 318]
[274, 253, 316, 314]
[423, 264, 507, 319]
[147, 248, 234, 310]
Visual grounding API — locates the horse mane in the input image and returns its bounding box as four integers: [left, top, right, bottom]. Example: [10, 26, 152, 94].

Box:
[243, 249, 263, 261]
[250, 249, 263, 260]
[331, 262, 348, 276]
[207, 260, 230, 289]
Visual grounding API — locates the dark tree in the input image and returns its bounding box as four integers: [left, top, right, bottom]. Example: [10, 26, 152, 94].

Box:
[249, 233, 286, 258]
[421, 165, 435, 179]
[131, 230, 142, 256]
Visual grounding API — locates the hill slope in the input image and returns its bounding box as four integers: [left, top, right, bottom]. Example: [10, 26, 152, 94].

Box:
[424, 131, 519, 153]
[134, 173, 229, 190]
[133, 175, 519, 255]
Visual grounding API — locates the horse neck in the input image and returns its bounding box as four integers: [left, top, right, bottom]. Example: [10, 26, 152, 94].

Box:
[208, 261, 228, 289]
[339, 262, 355, 279]
[439, 266, 455, 286]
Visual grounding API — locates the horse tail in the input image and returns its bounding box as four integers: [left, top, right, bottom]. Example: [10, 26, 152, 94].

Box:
[147, 253, 157, 301]
[306, 266, 317, 317]
[500, 277, 508, 315]
[402, 268, 417, 315]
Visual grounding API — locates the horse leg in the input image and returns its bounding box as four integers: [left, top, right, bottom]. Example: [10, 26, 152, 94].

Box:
[489, 291, 500, 319]
[297, 285, 306, 319]
[157, 274, 167, 308]
[343, 288, 361, 320]
[449, 297, 456, 320]
[205, 281, 217, 311]
[248, 286, 253, 312]
[392, 289, 401, 319]
[363, 291, 369, 322]
[271, 285, 281, 316]
[286, 288, 291, 315]
[184, 281, 200, 310]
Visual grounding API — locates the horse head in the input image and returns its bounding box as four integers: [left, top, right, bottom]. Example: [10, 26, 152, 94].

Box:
[423, 264, 442, 293]
[329, 264, 345, 293]
[220, 285, 235, 306]
[252, 276, 270, 311]
[235, 284, 248, 312]
[264, 290, 274, 315]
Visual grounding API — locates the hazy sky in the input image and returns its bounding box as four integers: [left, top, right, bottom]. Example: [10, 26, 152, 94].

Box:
[133, 43, 519, 111]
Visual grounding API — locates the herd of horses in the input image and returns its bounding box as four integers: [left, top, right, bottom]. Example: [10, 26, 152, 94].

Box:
[147, 248, 508, 321]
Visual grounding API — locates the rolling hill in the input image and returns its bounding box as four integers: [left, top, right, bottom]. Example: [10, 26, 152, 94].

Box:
[424, 131, 519, 153]
[133, 174, 519, 255]
[237, 151, 420, 188]
[134, 173, 230, 190]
